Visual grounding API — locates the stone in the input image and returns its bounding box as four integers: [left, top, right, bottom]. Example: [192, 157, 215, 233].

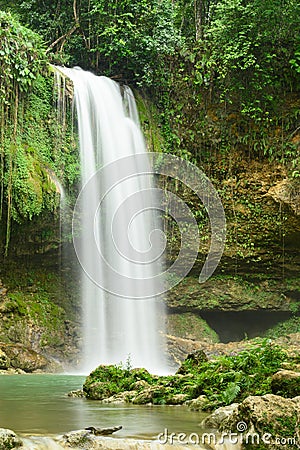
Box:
[220, 394, 300, 446]
[271, 370, 300, 397]
[101, 391, 136, 404]
[68, 389, 86, 398]
[201, 404, 239, 429]
[0, 349, 10, 370]
[132, 380, 150, 390]
[84, 381, 114, 400]
[132, 386, 166, 405]
[166, 393, 189, 405]
[176, 349, 208, 375]
[0, 343, 48, 372]
[59, 430, 95, 449]
[0, 428, 22, 449]
[186, 395, 208, 411]
[59, 433, 207, 449]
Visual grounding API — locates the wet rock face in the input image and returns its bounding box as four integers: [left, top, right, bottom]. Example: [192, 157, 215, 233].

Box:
[0, 428, 22, 449]
[0, 343, 48, 372]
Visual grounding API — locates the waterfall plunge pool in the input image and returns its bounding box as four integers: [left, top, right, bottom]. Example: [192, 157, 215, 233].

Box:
[0, 374, 206, 440]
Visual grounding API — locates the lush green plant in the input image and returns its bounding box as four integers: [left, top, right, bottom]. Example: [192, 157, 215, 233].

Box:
[83, 341, 294, 409]
[1, 0, 181, 86]
[0, 12, 79, 255]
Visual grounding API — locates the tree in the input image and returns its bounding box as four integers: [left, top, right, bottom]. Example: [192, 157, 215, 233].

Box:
[0, 0, 181, 85]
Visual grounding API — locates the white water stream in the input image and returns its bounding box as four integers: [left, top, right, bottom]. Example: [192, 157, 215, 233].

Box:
[55, 67, 167, 374]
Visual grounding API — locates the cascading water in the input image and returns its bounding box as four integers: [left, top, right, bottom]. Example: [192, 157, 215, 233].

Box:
[56, 67, 168, 374]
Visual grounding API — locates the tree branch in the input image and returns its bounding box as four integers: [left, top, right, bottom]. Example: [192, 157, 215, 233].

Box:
[46, 23, 79, 54]
[46, 0, 79, 54]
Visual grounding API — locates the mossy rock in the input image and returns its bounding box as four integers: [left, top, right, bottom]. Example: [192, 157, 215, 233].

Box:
[0, 428, 22, 449]
[166, 312, 219, 342]
[132, 386, 168, 405]
[176, 349, 208, 375]
[0, 343, 48, 372]
[219, 394, 300, 450]
[83, 365, 156, 400]
[84, 381, 118, 400]
[271, 370, 300, 397]
[0, 349, 10, 370]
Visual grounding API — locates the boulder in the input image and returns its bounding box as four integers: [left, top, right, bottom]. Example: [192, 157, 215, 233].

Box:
[0, 349, 10, 370]
[59, 430, 96, 449]
[132, 386, 166, 405]
[201, 404, 239, 429]
[101, 391, 136, 404]
[68, 389, 86, 398]
[0, 428, 22, 449]
[0, 343, 48, 372]
[186, 395, 208, 411]
[166, 393, 189, 405]
[220, 394, 300, 448]
[132, 380, 150, 391]
[271, 370, 300, 397]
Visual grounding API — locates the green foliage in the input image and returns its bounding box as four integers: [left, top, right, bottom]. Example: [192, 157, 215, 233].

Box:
[0, 12, 79, 255]
[84, 341, 293, 409]
[205, 0, 300, 109]
[219, 382, 241, 405]
[0, 10, 45, 101]
[87, 0, 180, 84]
[83, 364, 155, 399]
[1, 0, 181, 86]
[264, 317, 300, 339]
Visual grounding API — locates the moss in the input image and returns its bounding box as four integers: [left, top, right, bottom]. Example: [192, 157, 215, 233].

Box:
[1, 291, 66, 348]
[83, 341, 293, 410]
[166, 312, 219, 342]
[167, 274, 294, 312]
[135, 92, 166, 153]
[264, 317, 300, 339]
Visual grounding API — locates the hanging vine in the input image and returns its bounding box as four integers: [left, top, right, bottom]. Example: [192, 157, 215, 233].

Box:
[0, 11, 54, 255]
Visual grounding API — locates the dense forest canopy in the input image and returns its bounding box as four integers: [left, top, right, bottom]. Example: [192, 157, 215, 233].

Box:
[0, 0, 299, 254]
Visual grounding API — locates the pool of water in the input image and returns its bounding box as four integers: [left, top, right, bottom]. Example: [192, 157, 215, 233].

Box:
[0, 375, 206, 440]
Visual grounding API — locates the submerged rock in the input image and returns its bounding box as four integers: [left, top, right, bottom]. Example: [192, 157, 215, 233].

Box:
[0, 428, 22, 449]
[68, 389, 85, 398]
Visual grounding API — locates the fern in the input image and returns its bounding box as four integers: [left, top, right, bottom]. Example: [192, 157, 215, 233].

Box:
[220, 382, 241, 405]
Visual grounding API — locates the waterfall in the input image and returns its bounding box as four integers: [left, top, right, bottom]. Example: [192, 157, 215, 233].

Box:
[55, 67, 168, 374]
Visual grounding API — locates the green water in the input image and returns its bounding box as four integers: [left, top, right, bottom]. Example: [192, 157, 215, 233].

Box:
[0, 375, 205, 439]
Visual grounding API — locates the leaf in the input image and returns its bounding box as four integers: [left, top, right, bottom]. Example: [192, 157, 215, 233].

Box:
[220, 382, 241, 405]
